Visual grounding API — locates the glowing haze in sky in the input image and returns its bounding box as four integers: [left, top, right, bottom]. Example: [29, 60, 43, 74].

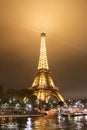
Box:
[0, 0, 87, 98]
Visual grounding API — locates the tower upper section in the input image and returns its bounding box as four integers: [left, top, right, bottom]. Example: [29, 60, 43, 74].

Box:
[38, 32, 49, 70]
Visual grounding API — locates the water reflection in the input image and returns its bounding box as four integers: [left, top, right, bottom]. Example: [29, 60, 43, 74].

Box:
[0, 116, 19, 129]
[73, 115, 87, 130]
[0, 115, 87, 130]
[25, 118, 32, 130]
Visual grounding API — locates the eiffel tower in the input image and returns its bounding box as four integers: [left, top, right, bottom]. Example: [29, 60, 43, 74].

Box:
[24, 32, 66, 105]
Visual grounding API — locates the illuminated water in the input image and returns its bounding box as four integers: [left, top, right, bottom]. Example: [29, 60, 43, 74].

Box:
[0, 115, 87, 130]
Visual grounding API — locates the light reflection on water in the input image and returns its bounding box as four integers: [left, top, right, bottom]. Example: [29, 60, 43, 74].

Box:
[0, 115, 87, 130]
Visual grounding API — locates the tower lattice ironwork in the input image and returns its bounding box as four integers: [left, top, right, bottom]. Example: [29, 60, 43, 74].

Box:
[24, 32, 66, 104]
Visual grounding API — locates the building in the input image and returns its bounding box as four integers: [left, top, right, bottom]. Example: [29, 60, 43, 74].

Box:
[24, 32, 66, 105]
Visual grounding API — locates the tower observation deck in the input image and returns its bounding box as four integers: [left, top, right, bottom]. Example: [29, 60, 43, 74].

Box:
[24, 32, 66, 105]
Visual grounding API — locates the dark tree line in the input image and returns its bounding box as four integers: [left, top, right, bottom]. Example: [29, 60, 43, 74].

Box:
[0, 85, 32, 101]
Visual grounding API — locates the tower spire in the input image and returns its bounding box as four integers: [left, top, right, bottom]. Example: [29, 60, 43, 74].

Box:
[38, 32, 49, 70]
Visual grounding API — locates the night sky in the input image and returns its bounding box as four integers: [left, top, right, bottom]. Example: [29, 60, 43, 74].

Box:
[0, 0, 87, 99]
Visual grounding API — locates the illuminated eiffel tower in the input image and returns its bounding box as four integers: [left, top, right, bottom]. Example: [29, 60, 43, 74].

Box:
[24, 32, 66, 104]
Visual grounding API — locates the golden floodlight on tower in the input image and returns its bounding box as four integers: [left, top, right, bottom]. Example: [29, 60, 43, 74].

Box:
[23, 32, 66, 105]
